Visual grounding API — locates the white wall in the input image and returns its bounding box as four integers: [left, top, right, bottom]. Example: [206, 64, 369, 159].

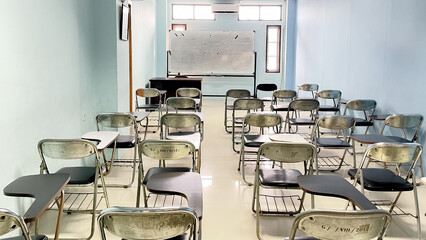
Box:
[295, 0, 426, 173]
[0, 0, 118, 213]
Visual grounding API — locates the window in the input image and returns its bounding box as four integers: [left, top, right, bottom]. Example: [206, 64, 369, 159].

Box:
[266, 25, 281, 73]
[239, 5, 282, 21]
[172, 4, 215, 20]
[172, 24, 187, 31]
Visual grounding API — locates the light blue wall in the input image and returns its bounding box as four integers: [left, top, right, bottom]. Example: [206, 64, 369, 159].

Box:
[284, 0, 297, 90]
[0, 0, 118, 213]
[295, 0, 426, 173]
[155, 0, 286, 96]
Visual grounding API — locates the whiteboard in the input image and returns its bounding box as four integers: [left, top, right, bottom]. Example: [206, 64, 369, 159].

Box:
[169, 31, 255, 75]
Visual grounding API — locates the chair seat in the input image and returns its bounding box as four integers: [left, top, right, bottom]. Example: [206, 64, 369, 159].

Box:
[355, 118, 373, 126]
[244, 135, 271, 148]
[272, 104, 291, 111]
[348, 168, 413, 191]
[107, 135, 135, 148]
[258, 97, 273, 102]
[259, 169, 302, 187]
[143, 167, 191, 185]
[385, 136, 412, 143]
[167, 132, 201, 149]
[319, 105, 339, 112]
[289, 118, 315, 125]
[57, 167, 96, 185]
[5, 235, 48, 240]
[316, 138, 351, 148]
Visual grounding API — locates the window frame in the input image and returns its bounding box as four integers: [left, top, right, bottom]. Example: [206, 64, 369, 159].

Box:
[265, 25, 281, 73]
[172, 4, 216, 21]
[238, 5, 282, 21]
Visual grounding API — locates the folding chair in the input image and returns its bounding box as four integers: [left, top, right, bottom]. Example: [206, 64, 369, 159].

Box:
[343, 99, 376, 134]
[271, 89, 297, 113]
[252, 142, 316, 239]
[166, 97, 197, 113]
[135, 88, 162, 132]
[136, 140, 197, 207]
[224, 89, 251, 133]
[287, 209, 392, 240]
[315, 90, 342, 115]
[96, 113, 138, 188]
[348, 142, 422, 239]
[255, 83, 277, 102]
[285, 99, 319, 134]
[161, 113, 202, 173]
[98, 206, 198, 240]
[176, 88, 202, 111]
[232, 98, 264, 152]
[297, 83, 319, 98]
[239, 112, 282, 185]
[38, 139, 109, 240]
[0, 208, 47, 240]
[312, 115, 356, 172]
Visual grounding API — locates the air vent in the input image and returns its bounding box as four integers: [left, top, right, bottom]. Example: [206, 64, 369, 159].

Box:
[212, 4, 239, 14]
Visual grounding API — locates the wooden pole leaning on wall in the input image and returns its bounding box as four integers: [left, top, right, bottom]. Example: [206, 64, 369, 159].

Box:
[128, 1, 133, 112]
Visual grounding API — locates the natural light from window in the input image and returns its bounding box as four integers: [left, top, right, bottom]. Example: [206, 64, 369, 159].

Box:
[172, 4, 214, 20]
[266, 26, 281, 72]
[239, 5, 281, 21]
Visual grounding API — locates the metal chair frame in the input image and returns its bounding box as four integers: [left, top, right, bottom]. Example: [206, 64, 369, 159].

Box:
[288, 209, 392, 240]
[270, 89, 297, 113]
[239, 112, 283, 185]
[98, 206, 198, 240]
[252, 142, 316, 239]
[351, 142, 422, 239]
[343, 99, 377, 134]
[38, 139, 109, 240]
[176, 88, 202, 112]
[285, 99, 320, 134]
[224, 89, 251, 133]
[136, 140, 197, 207]
[96, 113, 139, 188]
[312, 115, 357, 172]
[135, 88, 162, 132]
[232, 98, 264, 152]
[297, 83, 319, 98]
[0, 208, 40, 240]
[315, 90, 342, 115]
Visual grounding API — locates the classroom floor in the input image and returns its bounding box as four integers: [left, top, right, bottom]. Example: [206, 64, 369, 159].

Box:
[37, 98, 425, 239]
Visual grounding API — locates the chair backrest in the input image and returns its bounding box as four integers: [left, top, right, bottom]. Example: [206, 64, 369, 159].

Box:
[96, 113, 137, 130]
[316, 115, 356, 130]
[243, 112, 283, 129]
[272, 89, 297, 100]
[226, 89, 251, 99]
[362, 142, 422, 169]
[288, 209, 392, 240]
[0, 208, 31, 240]
[139, 140, 196, 161]
[161, 113, 201, 129]
[38, 139, 98, 160]
[258, 142, 316, 165]
[98, 206, 198, 240]
[297, 83, 319, 98]
[135, 88, 161, 108]
[344, 99, 376, 114]
[380, 114, 423, 141]
[233, 98, 264, 111]
[176, 88, 201, 98]
[255, 83, 277, 98]
[166, 97, 197, 112]
[289, 99, 320, 112]
[316, 90, 341, 106]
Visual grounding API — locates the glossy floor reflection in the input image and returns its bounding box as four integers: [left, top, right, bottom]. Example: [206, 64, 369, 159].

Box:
[38, 98, 425, 239]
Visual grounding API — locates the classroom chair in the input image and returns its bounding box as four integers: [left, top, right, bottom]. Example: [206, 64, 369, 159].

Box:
[252, 142, 316, 239]
[166, 97, 197, 113]
[348, 142, 422, 240]
[98, 206, 198, 240]
[135, 88, 162, 132]
[270, 89, 297, 113]
[176, 88, 202, 111]
[255, 83, 277, 102]
[96, 113, 139, 188]
[38, 139, 109, 240]
[315, 89, 342, 115]
[285, 99, 319, 134]
[297, 83, 319, 99]
[224, 89, 251, 133]
[343, 99, 376, 134]
[0, 208, 47, 240]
